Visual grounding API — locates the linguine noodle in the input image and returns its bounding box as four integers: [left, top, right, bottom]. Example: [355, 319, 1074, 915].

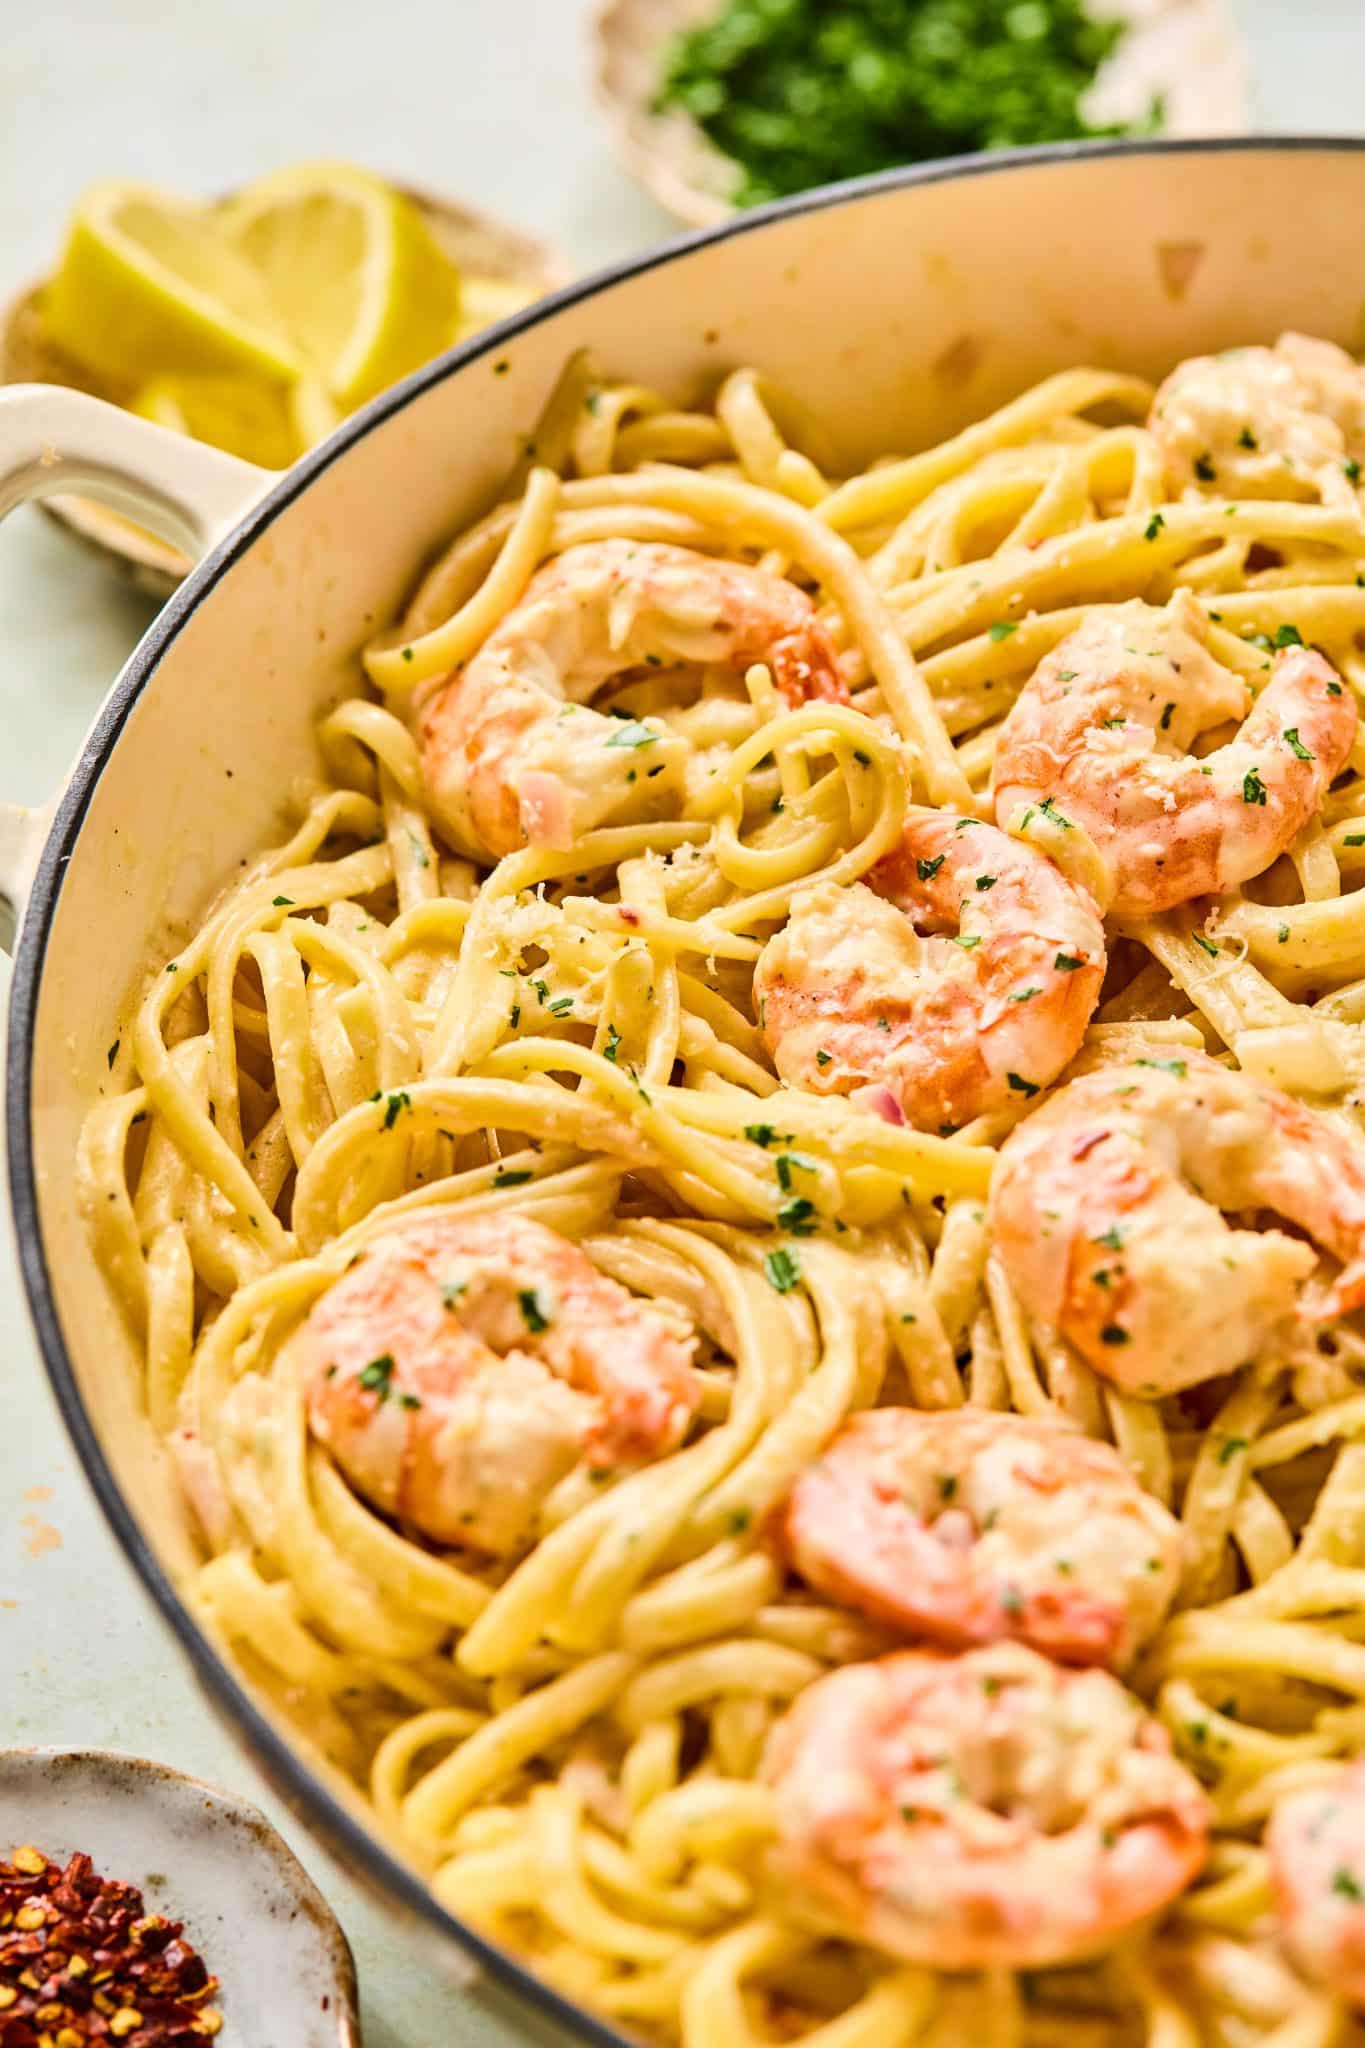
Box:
[80, 346, 1365, 2048]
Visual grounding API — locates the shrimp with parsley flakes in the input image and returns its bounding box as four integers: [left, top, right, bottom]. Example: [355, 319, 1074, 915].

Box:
[752, 810, 1104, 1132]
[781, 1406, 1184, 1671]
[417, 538, 847, 860]
[991, 1053, 1365, 1396]
[992, 592, 1355, 916]
[297, 1212, 700, 1554]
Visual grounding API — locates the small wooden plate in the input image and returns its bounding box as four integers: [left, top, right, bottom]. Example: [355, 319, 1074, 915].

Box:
[0, 183, 570, 597]
[591, 0, 1252, 230]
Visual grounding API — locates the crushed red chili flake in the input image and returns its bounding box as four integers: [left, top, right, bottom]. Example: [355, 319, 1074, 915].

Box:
[0, 1845, 222, 2046]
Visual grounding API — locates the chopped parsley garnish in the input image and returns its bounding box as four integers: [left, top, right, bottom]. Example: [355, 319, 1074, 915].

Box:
[605, 721, 659, 750]
[1194, 452, 1216, 481]
[1100, 1324, 1130, 1346]
[441, 1282, 467, 1310]
[518, 1288, 552, 1333]
[106, 1040, 119, 1070]
[509, 1004, 521, 1028]
[1144, 513, 1165, 541]
[764, 1247, 802, 1293]
[1009, 985, 1041, 1003]
[1160, 701, 1175, 731]
[494, 1168, 533, 1187]
[1135, 1056, 1186, 1077]
[1054, 951, 1084, 973]
[988, 620, 1018, 642]
[1333, 1867, 1365, 1901]
[975, 873, 997, 891]
[952, 934, 981, 950]
[1274, 623, 1304, 647]
[728, 1507, 753, 1534]
[1192, 933, 1219, 958]
[532, 978, 550, 1004]
[916, 854, 945, 881]
[1283, 727, 1314, 760]
[745, 1123, 778, 1147]
[777, 1195, 818, 1235]
[1038, 796, 1072, 829]
[815, 1048, 832, 1066]
[1348, 459, 1362, 485]
[1346, 833, 1365, 848]
[547, 994, 575, 1016]
[1216, 1435, 1248, 1465]
[656, 0, 1142, 209]
[1242, 768, 1268, 806]
[1006, 1072, 1039, 1097]
[358, 1353, 396, 1399]
[1093, 1226, 1125, 1250]
[272, 894, 294, 907]
[775, 1152, 815, 1191]
[1238, 426, 1258, 450]
[604, 1023, 622, 1062]
[382, 1090, 411, 1130]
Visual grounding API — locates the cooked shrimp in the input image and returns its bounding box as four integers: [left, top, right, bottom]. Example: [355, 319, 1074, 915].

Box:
[992, 592, 1356, 916]
[1150, 332, 1365, 505]
[782, 1407, 1182, 1670]
[752, 810, 1105, 1131]
[991, 1052, 1365, 1397]
[417, 539, 847, 859]
[296, 1212, 700, 1553]
[1268, 1761, 1365, 2006]
[762, 1642, 1210, 1969]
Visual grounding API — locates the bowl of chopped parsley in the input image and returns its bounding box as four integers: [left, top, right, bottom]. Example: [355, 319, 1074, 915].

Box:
[592, 0, 1249, 225]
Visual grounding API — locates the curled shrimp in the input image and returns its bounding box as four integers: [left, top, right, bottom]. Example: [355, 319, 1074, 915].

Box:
[417, 539, 847, 859]
[296, 1212, 700, 1553]
[991, 1051, 1365, 1397]
[752, 810, 1105, 1131]
[761, 1641, 1210, 1969]
[1150, 332, 1365, 505]
[1268, 1761, 1365, 2006]
[992, 592, 1356, 917]
[782, 1406, 1183, 1671]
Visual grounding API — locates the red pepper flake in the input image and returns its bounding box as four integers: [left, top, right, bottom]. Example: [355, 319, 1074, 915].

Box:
[0, 1845, 223, 2044]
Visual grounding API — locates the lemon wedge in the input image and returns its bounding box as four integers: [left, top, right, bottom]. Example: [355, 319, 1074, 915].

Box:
[454, 272, 537, 342]
[131, 373, 304, 469]
[218, 161, 462, 409]
[45, 181, 301, 387]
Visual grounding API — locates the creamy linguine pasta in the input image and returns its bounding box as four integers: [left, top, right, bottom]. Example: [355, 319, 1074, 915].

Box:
[80, 340, 1365, 2047]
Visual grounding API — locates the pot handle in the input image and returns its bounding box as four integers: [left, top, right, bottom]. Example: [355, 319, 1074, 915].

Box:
[0, 382, 277, 954]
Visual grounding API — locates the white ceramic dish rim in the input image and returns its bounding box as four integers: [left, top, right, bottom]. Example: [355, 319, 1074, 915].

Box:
[4, 134, 1364, 2048]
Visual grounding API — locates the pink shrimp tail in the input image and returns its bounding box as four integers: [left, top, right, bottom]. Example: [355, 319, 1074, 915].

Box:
[1314, 1257, 1365, 1321]
[765, 626, 849, 707]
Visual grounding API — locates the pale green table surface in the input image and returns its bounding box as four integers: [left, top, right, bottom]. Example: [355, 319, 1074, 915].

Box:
[1, 3, 1362, 2041]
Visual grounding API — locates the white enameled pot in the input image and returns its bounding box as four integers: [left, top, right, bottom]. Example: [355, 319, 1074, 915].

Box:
[4, 140, 1365, 2046]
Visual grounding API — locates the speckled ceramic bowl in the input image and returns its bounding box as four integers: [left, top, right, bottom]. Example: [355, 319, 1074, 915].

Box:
[591, 0, 1251, 225]
[0, 1749, 360, 2046]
